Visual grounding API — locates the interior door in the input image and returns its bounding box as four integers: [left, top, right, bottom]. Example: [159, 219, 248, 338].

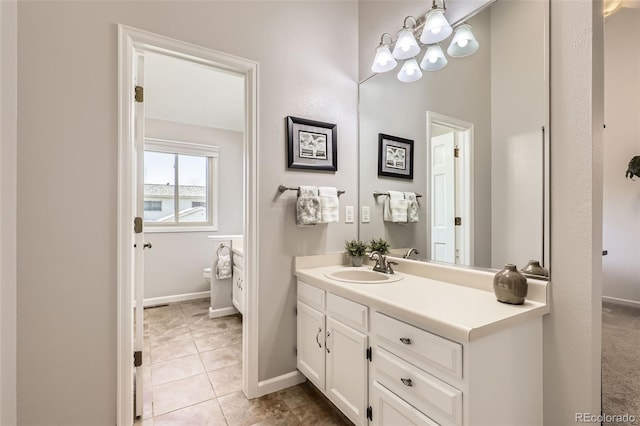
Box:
[430, 133, 455, 263]
[133, 51, 145, 419]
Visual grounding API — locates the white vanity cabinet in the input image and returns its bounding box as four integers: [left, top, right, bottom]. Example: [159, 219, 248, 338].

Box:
[232, 252, 244, 314]
[297, 281, 369, 426]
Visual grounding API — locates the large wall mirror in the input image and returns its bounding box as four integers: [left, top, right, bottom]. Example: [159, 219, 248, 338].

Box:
[358, 0, 550, 276]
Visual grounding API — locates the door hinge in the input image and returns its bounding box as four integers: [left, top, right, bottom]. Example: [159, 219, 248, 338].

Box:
[135, 85, 144, 103]
[454, 216, 462, 226]
[367, 406, 373, 421]
[366, 347, 372, 362]
[134, 217, 143, 234]
[134, 350, 142, 367]
[454, 147, 460, 158]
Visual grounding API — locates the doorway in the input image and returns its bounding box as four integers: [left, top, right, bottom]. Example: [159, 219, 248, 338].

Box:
[426, 111, 473, 265]
[117, 26, 259, 425]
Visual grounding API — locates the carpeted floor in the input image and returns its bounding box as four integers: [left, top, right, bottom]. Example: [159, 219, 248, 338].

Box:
[602, 301, 640, 425]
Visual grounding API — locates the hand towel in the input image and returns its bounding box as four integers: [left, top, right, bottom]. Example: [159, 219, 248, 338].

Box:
[296, 186, 321, 227]
[404, 192, 419, 223]
[383, 190, 408, 223]
[319, 186, 339, 223]
[215, 254, 232, 279]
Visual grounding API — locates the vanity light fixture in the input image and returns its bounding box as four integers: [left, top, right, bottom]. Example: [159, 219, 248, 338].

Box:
[397, 58, 423, 83]
[447, 23, 479, 57]
[420, 0, 453, 44]
[420, 43, 448, 71]
[371, 33, 398, 73]
[391, 16, 421, 60]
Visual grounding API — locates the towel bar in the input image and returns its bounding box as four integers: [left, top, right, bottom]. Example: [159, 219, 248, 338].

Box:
[278, 184, 345, 196]
[373, 191, 423, 198]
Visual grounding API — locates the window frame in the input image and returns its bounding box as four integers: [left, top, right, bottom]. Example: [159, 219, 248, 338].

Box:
[143, 138, 219, 233]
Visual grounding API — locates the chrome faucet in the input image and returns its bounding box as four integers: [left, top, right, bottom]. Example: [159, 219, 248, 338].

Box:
[369, 251, 398, 274]
[404, 248, 420, 259]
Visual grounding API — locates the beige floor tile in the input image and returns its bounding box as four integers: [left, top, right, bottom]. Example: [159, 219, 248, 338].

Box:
[152, 339, 198, 364]
[149, 315, 188, 334]
[200, 344, 242, 371]
[180, 298, 212, 318]
[194, 328, 242, 353]
[249, 411, 300, 426]
[151, 354, 205, 386]
[218, 391, 291, 426]
[150, 324, 192, 347]
[207, 363, 242, 397]
[153, 399, 227, 426]
[134, 418, 155, 426]
[152, 373, 215, 416]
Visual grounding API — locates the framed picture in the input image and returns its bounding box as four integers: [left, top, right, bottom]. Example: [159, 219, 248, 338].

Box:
[378, 133, 414, 180]
[287, 116, 337, 171]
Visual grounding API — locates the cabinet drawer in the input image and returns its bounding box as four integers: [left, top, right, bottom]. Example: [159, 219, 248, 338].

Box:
[373, 312, 462, 379]
[370, 381, 439, 426]
[297, 281, 325, 311]
[326, 292, 368, 332]
[373, 347, 462, 426]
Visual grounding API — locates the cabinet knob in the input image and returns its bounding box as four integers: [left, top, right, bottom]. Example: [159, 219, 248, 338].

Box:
[315, 327, 322, 348]
[400, 378, 413, 387]
[399, 337, 412, 345]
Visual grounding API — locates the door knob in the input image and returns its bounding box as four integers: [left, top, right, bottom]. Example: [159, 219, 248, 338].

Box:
[143, 242, 152, 249]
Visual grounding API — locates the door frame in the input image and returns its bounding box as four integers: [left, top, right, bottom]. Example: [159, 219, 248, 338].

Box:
[426, 111, 474, 265]
[117, 25, 259, 425]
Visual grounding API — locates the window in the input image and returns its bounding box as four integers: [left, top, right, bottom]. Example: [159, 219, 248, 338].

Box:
[143, 138, 219, 231]
[144, 200, 162, 211]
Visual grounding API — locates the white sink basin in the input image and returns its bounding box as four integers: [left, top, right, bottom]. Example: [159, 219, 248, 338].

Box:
[325, 268, 403, 284]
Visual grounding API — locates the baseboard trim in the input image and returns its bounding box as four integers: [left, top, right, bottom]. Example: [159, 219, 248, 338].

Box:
[143, 291, 210, 307]
[603, 295, 640, 309]
[257, 371, 306, 396]
[209, 306, 239, 318]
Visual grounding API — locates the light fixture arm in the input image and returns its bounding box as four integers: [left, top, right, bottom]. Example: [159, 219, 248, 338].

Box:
[403, 16, 418, 30]
[379, 33, 393, 47]
[431, 0, 446, 11]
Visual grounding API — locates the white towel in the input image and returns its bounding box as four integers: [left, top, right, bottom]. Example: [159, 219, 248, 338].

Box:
[319, 186, 339, 223]
[383, 190, 408, 223]
[296, 186, 321, 227]
[404, 192, 419, 223]
[215, 254, 232, 279]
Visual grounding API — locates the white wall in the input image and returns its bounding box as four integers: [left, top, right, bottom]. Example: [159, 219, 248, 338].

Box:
[603, 8, 640, 305]
[490, 0, 546, 270]
[144, 119, 243, 300]
[358, 9, 492, 265]
[544, 0, 603, 423]
[17, 2, 358, 424]
[0, 1, 17, 424]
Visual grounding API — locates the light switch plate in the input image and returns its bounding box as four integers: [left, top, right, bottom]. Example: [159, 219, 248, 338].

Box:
[361, 206, 371, 223]
[345, 206, 355, 223]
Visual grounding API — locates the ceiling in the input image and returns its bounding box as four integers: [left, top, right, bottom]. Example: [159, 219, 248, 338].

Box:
[144, 52, 245, 132]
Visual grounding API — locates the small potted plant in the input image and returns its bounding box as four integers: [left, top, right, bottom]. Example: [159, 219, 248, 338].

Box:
[345, 239, 368, 267]
[369, 238, 390, 255]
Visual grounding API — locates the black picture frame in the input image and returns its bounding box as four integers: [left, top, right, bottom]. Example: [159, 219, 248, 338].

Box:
[286, 116, 337, 171]
[378, 133, 414, 180]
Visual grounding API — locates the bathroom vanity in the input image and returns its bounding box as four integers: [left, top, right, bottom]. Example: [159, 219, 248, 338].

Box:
[295, 254, 549, 426]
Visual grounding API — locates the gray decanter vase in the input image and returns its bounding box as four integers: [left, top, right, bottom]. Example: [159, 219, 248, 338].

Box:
[521, 260, 549, 278]
[493, 264, 528, 305]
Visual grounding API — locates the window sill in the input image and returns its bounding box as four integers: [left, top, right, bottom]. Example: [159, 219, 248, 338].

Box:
[145, 226, 218, 234]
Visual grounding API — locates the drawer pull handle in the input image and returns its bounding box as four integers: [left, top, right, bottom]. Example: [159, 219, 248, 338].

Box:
[326, 331, 331, 353]
[400, 378, 413, 387]
[315, 327, 322, 348]
[399, 337, 412, 345]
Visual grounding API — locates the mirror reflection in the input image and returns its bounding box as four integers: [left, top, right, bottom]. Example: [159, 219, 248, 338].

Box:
[358, 0, 549, 274]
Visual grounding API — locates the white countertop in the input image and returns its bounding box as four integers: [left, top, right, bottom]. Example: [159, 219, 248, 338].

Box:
[295, 255, 550, 343]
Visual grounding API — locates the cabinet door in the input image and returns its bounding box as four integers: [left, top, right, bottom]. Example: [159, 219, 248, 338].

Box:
[232, 266, 243, 314]
[297, 301, 326, 390]
[326, 317, 368, 425]
[370, 381, 439, 426]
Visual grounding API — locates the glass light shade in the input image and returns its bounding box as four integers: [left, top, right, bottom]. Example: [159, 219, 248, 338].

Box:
[420, 9, 453, 44]
[447, 24, 479, 57]
[371, 44, 398, 73]
[397, 58, 423, 83]
[420, 44, 448, 71]
[392, 29, 421, 60]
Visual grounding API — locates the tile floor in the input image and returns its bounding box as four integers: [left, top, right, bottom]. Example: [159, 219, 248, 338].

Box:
[135, 298, 351, 426]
